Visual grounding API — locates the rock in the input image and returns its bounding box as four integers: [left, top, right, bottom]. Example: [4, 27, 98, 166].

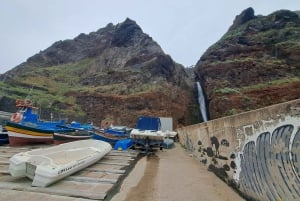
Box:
[229, 7, 255, 31]
[195, 8, 300, 119]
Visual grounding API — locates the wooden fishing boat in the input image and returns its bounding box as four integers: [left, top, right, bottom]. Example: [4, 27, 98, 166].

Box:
[104, 125, 132, 136]
[53, 130, 92, 144]
[92, 125, 130, 145]
[8, 139, 112, 187]
[53, 121, 93, 144]
[6, 99, 70, 146]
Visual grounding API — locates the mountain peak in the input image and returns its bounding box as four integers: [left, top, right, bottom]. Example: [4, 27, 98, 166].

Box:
[123, 17, 139, 25]
[229, 7, 255, 31]
[112, 18, 143, 47]
[20, 18, 157, 68]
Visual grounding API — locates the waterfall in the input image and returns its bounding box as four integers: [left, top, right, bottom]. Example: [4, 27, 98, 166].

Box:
[196, 82, 208, 122]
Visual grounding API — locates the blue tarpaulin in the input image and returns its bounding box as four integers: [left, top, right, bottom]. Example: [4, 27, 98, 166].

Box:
[135, 116, 161, 131]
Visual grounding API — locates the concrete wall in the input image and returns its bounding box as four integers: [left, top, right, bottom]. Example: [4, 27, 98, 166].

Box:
[177, 99, 300, 201]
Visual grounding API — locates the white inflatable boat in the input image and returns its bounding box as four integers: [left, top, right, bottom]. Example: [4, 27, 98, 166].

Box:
[9, 139, 112, 187]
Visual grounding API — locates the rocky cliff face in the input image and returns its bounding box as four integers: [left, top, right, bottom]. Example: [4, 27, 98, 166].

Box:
[195, 8, 300, 119]
[3, 8, 299, 125]
[0, 18, 196, 128]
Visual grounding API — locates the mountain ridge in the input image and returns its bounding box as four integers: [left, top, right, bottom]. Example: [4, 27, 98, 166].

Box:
[0, 18, 196, 128]
[195, 8, 300, 118]
[1, 8, 300, 126]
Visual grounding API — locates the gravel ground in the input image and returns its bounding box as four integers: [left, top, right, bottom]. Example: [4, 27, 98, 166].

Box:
[111, 143, 245, 201]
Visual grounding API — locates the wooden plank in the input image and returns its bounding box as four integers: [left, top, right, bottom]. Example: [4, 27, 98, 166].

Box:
[65, 176, 117, 184]
[0, 189, 93, 201]
[88, 162, 126, 170]
[0, 149, 30, 154]
[0, 161, 9, 165]
[0, 153, 15, 158]
[75, 170, 123, 181]
[101, 158, 132, 164]
[0, 182, 108, 200]
[0, 178, 113, 200]
[83, 167, 125, 174]
[0, 162, 9, 173]
[103, 155, 135, 161]
[0, 144, 140, 200]
[108, 151, 139, 157]
[97, 161, 130, 166]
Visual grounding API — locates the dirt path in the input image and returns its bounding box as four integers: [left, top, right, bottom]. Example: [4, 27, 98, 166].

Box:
[111, 143, 245, 201]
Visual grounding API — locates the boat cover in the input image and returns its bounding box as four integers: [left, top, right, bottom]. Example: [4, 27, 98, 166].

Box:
[136, 116, 161, 131]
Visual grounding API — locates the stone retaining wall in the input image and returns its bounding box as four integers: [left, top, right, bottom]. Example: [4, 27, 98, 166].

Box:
[177, 99, 300, 201]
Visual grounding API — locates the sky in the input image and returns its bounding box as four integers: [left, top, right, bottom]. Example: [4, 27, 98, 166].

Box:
[0, 0, 299, 74]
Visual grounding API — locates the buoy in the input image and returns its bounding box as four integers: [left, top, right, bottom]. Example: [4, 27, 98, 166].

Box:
[10, 112, 23, 123]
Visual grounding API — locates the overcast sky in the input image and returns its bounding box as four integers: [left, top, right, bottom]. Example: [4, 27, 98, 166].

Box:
[0, 0, 299, 74]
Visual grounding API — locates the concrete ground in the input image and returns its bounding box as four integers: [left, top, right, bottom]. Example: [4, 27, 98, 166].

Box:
[111, 143, 245, 201]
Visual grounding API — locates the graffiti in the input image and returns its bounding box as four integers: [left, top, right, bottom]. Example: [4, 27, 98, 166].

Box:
[230, 161, 237, 169]
[183, 132, 195, 154]
[177, 100, 300, 201]
[221, 139, 230, 147]
[237, 125, 300, 201]
[198, 136, 230, 161]
[235, 128, 245, 150]
[210, 136, 220, 156]
[194, 122, 300, 200]
[230, 153, 236, 159]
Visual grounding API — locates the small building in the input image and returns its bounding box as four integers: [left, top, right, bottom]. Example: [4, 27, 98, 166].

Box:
[159, 117, 173, 131]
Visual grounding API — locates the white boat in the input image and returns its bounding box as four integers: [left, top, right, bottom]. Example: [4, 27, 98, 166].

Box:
[9, 139, 112, 187]
[130, 116, 167, 152]
[130, 129, 166, 141]
[164, 130, 178, 139]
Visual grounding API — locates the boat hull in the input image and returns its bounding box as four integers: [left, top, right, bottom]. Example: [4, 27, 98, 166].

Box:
[5, 121, 73, 146]
[130, 129, 165, 141]
[92, 132, 129, 144]
[6, 121, 54, 146]
[0, 133, 9, 145]
[9, 139, 112, 187]
[53, 131, 92, 145]
[130, 128, 165, 151]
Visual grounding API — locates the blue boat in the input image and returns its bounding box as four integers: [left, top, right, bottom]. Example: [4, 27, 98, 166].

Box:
[6, 99, 72, 146]
[63, 121, 94, 131]
[53, 121, 94, 144]
[105, 125, 131, 136]
[92, 125, 131, 145]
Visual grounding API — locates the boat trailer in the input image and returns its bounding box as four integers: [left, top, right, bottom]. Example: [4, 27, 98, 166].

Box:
[131, 137, 164, 154]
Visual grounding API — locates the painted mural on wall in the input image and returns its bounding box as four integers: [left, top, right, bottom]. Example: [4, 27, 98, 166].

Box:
[178, 102, 300, 201]
[235, 121, 300, 201]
